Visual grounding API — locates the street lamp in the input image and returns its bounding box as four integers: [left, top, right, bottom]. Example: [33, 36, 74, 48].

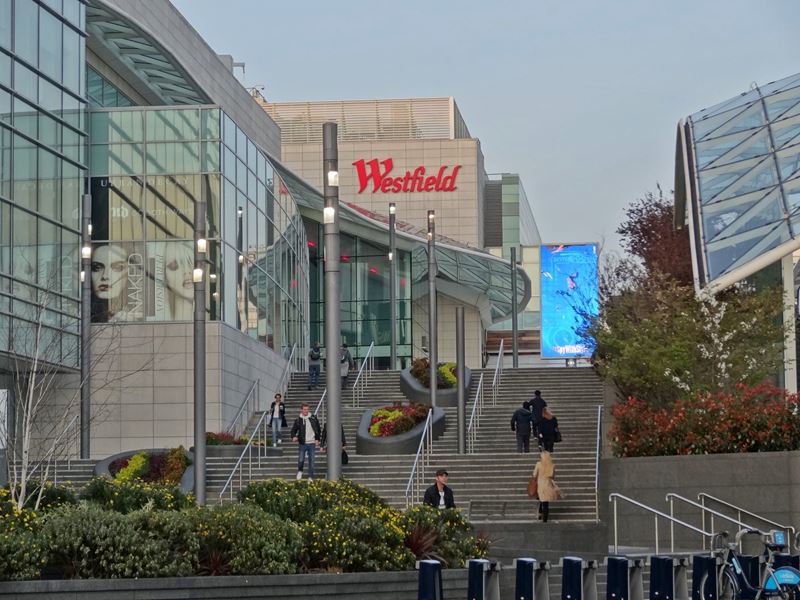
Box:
[511, 246, 519, 369]
[389, 203, 397, 370]
[194, 202, 207, 505]
[80, 193, 92, 458]
[427, 210, 437, 408]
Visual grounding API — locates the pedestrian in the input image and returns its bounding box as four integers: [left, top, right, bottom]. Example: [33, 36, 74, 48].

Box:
[532, 451, 564, 522]
[290, 403, 321, 480]
[423, 468, 456, 509]
[537, 407, 560, 452]
[268, 392, 287, 446]
[339, 342, 355, 390]
[510, 401, 534, 453]
[320, 422, 348, 466]
[308, 342, 322, 390]
[529, 390, 547, 436]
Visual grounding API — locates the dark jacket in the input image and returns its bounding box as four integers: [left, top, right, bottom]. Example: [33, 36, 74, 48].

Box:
[529, 395, 547, 424]
[290, 414, 321, 443]
[320, 424, 347, 448]
[510, 407, 533, 435]
[423, 483, 456, 509]
[537, 414, 559, 442]
[268, 401, 287, 427]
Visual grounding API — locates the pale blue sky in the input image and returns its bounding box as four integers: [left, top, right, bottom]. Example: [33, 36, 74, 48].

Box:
[173, 0, 800, 253]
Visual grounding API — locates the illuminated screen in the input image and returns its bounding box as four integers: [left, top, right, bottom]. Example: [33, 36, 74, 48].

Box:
[540, 244, 599, 359]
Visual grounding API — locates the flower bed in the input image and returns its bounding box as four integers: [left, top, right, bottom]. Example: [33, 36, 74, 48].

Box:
[109, 446, 190, 485]
[369, 403, 429, 437]
[611, 382, 800, 457]
[409, 358, 458, 389]
[206, 432, 247, 446]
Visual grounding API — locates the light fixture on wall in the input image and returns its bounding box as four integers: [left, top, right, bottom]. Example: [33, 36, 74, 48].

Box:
[323, 206, 335, 224]
[81, 246, 92, 259]
[192, 268, 204, 283]
[327, 170, 339, 187]
[196, 238, 207, 254]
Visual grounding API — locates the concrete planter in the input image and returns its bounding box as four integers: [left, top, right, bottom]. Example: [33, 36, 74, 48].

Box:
[399, 367, 472, 407]
[356, 407, 446, 455]
[94, 448, 194, 495]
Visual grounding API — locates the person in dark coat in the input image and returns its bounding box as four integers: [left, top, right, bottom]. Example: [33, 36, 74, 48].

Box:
[320, 422, 348, 466]
[510, 401, 534, 453]
[290, 403, 321, 480]
[529, 390, 548, 435]
[423, 469, 455, 509]
[268, 393, 287, 446]
[537, 407, 560, 452]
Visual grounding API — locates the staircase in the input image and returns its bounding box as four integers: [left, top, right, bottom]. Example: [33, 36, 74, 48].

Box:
[8, 459, 97, 489]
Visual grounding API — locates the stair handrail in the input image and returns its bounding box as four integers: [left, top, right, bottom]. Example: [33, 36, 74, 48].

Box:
[609, 492, 713, 555]
[225, 378, 260, 437]
[276, 343, 297, 404]
[594, 405, 602, 521]
[466, 372, 485, 453]
[491, 339, 504, 406]
[666, 493, 758, 552]
[28, 414, 79, 485]
[218, 409, 271, 501]
[697, 493, 796, 552]
[351, 341, 375, 408]
[404, 408, 434, 509]
[314, 388, 327, 423]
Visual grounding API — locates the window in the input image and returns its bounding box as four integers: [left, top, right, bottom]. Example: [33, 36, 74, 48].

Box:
[14, 0, 38, 66]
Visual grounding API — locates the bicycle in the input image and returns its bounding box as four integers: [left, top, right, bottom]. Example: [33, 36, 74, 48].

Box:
[699, 529, 800, 600]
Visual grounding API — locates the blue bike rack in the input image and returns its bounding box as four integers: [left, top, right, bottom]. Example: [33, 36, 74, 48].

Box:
[560, 557, 598, 600]
[467, 558, 501, 600]
[606, 556, 644, 600]
[417, 559, 443, 600]
[649, 556, 689, 600]
[514, 558, 551, 600]
[774, 554, 800, 570]
[692, 555, 720, 600]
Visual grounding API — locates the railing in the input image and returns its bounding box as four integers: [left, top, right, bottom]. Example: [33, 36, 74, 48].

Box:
[609, 492, 713, 555]
[594, 405, 602, 521]
[225, 378, 259, 438]
[698, 493, 797, 553]
[351, 341, 375, 408]
[275, 343, 297, 404]
[28, 414, 80, 486]
[466, 372, 485, 453]
[404, 408, 434, 509]
[491, 339, 504, 405]
[666, 493, 757, 552]
[218, 409, 272, 501]
[314, 388, 327, 423]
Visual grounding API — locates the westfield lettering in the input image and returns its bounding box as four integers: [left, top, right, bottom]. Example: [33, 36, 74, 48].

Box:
[352, 158, 461, 194]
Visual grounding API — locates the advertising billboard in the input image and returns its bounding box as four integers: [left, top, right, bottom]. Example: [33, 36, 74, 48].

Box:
[540, 243, 599, 359]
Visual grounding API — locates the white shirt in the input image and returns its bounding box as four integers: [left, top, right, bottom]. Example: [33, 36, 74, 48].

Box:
[438, 490, 446, 508]
[272, 403, 281, 420]
[301, 415, 315, 444]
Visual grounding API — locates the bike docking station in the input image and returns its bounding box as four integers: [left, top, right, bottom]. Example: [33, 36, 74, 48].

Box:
[514, 558, 552, 600]
[466, 558, 501, 600]
[606, 556, 645, 600]
[560, 556, 599, 600]
[692, 554, 721, 600]
[417, 559, 444, 600]
[649, 556, 690, 600]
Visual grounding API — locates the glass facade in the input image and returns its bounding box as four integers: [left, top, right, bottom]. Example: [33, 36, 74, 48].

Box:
[681, 72, 800, 286]
[86, 65, 132, 108]
[0, 0, 86, 368]
[88, 106, 309, 355]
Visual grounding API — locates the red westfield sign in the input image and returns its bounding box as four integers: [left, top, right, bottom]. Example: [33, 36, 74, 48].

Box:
[353, 158, 461, 193]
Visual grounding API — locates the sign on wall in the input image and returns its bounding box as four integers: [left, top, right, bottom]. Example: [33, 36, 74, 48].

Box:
[540, 243, 599, 359]
[352, 158, 461, 193]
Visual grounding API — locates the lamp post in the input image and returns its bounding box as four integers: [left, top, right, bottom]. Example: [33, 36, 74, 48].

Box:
[236, 206, 244, 331]
[80, 193, 92, 459]
[193, 202, 207, 506]
[323, 122, 342, 481]
[511, 246, 519, 369]
[389, 203, 397, 370]
[427, 210, 437, 408]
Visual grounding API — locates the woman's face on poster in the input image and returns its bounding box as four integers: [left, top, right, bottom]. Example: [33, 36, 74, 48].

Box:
[165, 243, 194, 301]
[91, 245, 127, 300]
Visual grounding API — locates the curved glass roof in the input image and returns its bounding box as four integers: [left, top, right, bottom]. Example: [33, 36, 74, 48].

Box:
[678, 71, 800, 289]
[274, 162, 531, 325]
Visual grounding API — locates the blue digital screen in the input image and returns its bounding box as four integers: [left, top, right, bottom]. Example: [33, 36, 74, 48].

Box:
[540, 244, 599, 359]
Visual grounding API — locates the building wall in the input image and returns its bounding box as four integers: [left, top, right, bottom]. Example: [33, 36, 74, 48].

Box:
[281, 139, 485, 247]
[412, 293, 483, 368]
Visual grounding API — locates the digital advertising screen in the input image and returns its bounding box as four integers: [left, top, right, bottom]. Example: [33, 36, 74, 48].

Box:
[540, 243, 599, 359]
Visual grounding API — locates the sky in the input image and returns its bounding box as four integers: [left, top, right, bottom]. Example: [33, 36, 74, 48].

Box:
[172, 0, 800, 254]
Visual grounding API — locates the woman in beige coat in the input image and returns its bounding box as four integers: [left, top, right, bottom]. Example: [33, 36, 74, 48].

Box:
[533, 451, 564, 522]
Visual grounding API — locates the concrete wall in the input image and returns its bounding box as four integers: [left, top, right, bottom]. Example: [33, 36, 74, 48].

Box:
[599, 452, 800, 552]
[412, 294, 483, 368]
[281, 139, 485, 247]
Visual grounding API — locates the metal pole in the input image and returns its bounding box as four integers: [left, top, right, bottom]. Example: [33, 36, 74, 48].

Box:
[456, 306, 466, 454]
[323, 122, 342, 481]
[427, 210, 437, 408]
[194, 200, 207, 505]
[80, 193, 91, 458]
[389, 203, 397, 370]
[510, 246, 519, 369]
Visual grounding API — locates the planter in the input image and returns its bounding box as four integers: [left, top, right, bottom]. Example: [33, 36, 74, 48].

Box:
[399, 367, 472, 407]
[94, 448, 194, 495]
[356, 407, 446, 455]
[195, 444, 283, 458]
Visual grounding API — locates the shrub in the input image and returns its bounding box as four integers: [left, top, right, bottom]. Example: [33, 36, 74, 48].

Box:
[410, 358, 458, 389]
[2, 481, 77, 512]
[193, 504, 302, 576]
[81, 477, 193, 513]
[302, 504, 414, 572]
[127, 510, 199, 577]
[438, 363, 457, 389]
[0, 527, 45, 581]
[410, 357, 431, 388]
[610, 383, 800, 457]
[206, 432, 245, 446]
[116, 451, 149, 482]
[161, 446, 190, 485]
[368, 403, 429, 437]
[399, 506, 489, 567]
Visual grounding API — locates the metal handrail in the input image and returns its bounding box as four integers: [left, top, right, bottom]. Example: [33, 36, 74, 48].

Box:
[404, 408, 434, 509]
[352, 341, 375, 408]
[275, 343, 297, 404]
[594, 406, 602, 521]
[218, 409, 271, 501]
[314, 388, 327, 423]
[29, 414, 80, 485]
[698, 493, 797, 553]
[226, 378, 259, 437]
[667, 493, 758, 553]
[609, 492, 713, 555]
[491, 339, 504, 405]
[466, 372, 485, 453]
